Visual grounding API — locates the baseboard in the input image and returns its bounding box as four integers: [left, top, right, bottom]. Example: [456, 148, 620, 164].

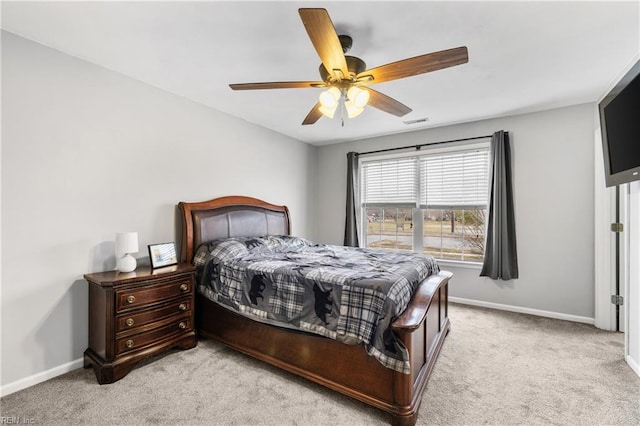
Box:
[449, 297, 595, 325]
[626, 354, 640, 378]
[0, 358, 84, 397]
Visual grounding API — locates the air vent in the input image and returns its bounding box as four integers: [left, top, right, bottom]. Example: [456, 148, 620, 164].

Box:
[403, 117, 429, 125]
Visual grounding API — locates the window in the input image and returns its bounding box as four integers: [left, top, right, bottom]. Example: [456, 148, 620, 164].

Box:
[360, 143, 490, 263]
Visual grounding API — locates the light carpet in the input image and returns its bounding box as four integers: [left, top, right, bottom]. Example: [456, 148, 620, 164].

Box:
[1, 303, 638, 425]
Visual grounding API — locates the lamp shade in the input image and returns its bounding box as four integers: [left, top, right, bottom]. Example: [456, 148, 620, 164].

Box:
[319, 87, 340, 108]
[346, 104, 364, 118]
[115, 232, 138, 256]
[318, 105, 337, 118]
[347, 86, 369, 108]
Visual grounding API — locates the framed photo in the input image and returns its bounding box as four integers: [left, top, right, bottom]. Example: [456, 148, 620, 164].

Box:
[148, 242, 178, 269]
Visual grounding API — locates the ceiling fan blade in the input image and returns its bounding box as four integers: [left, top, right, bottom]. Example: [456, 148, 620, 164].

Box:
[365, 88, 412, 117]
[302, 102, 323, 125]
[357, 46, 468, 84]
[230, 81, 325, 90]
[299, 8, 349, 80]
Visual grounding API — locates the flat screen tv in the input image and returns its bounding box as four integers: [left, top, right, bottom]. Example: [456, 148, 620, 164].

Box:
[599, 59, 640, 187]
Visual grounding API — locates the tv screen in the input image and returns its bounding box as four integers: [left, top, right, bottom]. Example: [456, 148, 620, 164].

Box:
[599, 59, 640, 187]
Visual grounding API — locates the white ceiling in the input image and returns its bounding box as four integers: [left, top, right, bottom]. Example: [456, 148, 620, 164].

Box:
[2, 1, 639, 145]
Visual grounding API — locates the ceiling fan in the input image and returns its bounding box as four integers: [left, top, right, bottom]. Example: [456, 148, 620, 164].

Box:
[229, 8, 469, 125]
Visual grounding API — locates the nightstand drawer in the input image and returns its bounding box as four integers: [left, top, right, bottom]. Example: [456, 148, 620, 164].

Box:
[116, 317, 192, 355]
[116, 278, 192, 312]
[116, 298, 192, 334]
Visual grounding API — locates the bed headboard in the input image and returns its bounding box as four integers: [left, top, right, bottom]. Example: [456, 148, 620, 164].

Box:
[178, 195, 291, 263]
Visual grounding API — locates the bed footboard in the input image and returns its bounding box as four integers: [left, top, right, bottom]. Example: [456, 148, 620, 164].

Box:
[390, 270, 451, 425]
[196, 270, 451, 425]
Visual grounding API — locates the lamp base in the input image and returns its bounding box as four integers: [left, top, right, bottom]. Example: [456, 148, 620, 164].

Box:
[117, 254, 137, 273]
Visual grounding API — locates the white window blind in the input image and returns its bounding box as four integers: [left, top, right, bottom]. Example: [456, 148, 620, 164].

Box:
[361, 157, 417, 207]
[361, 146, 490, 209]
[419, 148, 490, 209]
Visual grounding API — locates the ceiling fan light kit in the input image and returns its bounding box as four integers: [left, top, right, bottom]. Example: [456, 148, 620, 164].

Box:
[318, 85, 370, 119]
[229, 8, 469, 126]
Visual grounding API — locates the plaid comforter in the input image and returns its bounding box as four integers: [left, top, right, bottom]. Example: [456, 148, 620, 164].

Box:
[194, 235, 440, 373]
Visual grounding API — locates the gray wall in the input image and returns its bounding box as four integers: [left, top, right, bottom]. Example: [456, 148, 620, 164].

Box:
[313, 104, 596, 319]
[0, 29, 604, 390]
[1, 32, 317, 388]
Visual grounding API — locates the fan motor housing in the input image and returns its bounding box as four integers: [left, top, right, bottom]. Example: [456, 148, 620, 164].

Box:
[319, 56, 366, 82]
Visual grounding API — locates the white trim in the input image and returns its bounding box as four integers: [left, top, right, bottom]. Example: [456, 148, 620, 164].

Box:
[438, 259, 482, 270]
[626, 181, 640, 379]
[594, 105, 617, 331]
[0, 358, 84, 397]
[626, 355, 640, 378]
[450, 297, 595, 325]
[619, 184, 629, 333]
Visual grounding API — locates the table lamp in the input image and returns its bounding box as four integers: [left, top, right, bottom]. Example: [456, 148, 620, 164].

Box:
[115, 232, 138, 272]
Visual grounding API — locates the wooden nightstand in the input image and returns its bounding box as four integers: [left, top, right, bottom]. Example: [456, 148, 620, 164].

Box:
[83, 264, 197, 384]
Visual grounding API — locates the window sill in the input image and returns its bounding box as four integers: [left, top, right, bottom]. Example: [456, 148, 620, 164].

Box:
[436, 259, 483, 270]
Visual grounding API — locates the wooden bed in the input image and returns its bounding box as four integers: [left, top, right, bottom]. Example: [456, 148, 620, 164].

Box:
[178, 195, 451, 425]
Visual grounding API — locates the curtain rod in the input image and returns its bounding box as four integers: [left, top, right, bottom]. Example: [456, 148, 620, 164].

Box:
[355, 134, 493, 157]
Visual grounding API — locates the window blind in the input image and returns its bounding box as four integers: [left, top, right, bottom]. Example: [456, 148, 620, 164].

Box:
[360, 146, 489, 209]
[420, 148, 490, 209]
[361, 157, 417, 207]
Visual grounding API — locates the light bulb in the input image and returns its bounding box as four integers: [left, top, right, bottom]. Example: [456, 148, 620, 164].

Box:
[319, 87, 340, 108]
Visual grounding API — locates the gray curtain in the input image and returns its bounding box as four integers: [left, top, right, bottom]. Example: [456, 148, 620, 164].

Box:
[481, 130, 519, 280]
[344, 152, 360, 247]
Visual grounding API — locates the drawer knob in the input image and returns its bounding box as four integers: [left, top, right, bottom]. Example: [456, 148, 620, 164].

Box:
[126, 295, 136, 304]
[179, 283, 188, 291]
[125, 339, 134, 348]
[178, 303, 187, 311]
[125, 318, 135, 327]
[179, 321, 187, 329]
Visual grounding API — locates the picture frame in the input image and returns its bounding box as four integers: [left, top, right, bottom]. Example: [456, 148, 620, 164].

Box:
[148, 242, 178, 269]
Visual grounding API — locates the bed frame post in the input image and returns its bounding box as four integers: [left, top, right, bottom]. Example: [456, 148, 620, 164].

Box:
[178, 201, 194, 263]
